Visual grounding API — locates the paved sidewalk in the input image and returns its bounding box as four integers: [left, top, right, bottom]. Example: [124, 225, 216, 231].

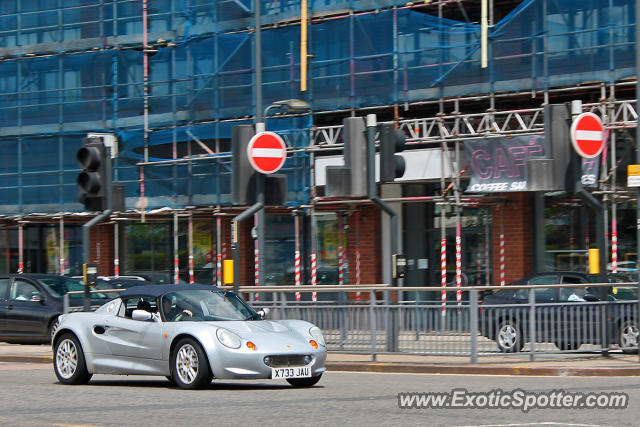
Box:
[2, 343, 640, 376]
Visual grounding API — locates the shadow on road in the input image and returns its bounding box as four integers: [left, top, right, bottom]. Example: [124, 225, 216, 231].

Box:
[71, 378, 323, 391]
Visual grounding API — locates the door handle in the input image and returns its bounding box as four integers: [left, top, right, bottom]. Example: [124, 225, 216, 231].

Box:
[6, 304, 13, 310]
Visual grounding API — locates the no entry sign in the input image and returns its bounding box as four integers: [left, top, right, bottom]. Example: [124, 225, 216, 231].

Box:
[570, 112, 605, 158]
[247, 131, 287, 174]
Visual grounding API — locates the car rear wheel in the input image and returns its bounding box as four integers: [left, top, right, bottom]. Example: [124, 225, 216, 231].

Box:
[554, 340, 581, 351]
[171, 338, 212, 389]
[618, 321, 639, 354]
[287, 373, 323, 388]
[53, 333, 92, 385]
[496, 320, 522, 353]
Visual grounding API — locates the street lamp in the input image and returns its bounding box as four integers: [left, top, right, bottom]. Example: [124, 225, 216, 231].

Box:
[257, 99, 312, 132]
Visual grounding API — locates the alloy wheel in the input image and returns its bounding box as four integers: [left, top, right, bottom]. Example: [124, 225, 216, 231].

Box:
[56, 338, 78, 379]
[498, 324, 518, 350]
[175, 343, 199, 384]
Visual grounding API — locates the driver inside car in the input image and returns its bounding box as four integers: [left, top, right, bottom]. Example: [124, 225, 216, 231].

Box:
[161, 295, 193, 321]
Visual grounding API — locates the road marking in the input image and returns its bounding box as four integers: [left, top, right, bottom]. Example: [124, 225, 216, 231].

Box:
[327, 370, 616, 378]
[53, 424, 103, 427]
[441, 423, 608, 427]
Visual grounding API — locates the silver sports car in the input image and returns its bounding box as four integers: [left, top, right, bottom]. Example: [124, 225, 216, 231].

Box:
[52, 284, 326, 389]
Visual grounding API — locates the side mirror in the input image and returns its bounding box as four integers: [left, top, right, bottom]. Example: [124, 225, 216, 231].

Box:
[132, 309, 154, 321]
[257, 307, 270, 319]
[30, 294, 44, 304]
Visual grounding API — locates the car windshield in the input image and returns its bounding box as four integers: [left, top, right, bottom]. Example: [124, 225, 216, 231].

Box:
[39, 276, 109, 301]
[161, 290, 260, 321]
[609, 286, 639, 300]
[39, 277, 87, 298]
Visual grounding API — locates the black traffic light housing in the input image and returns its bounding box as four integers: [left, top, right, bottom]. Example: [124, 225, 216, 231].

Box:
[379, 123, 406, 182]
[232, 124, 256, 205]
[77, 137, 108, 211]
[326, 117, 368, 197]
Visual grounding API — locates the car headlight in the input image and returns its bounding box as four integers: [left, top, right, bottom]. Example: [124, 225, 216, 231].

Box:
[309, 326, 325, 347]
[216, 328, 242, 349]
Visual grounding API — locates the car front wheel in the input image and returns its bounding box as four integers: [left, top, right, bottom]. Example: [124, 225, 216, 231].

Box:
[618, 321, 639, 354]
[496, 320, 522, 353]
[287, 373, 323, 388]
[53, 333, 92, 385]
[171, 338, 212, 389]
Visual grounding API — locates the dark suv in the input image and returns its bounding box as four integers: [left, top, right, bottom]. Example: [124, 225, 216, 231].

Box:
[0, 274, 110, 343]
[480, 272, 638, 353]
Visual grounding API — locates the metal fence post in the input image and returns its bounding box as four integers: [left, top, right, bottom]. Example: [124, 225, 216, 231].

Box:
[470, 289, 478, 364]
[370, 290, 377, 361]
[529, 287, 536, 362]
[601, 296, 609, 356]
[63, 292, 69, 314]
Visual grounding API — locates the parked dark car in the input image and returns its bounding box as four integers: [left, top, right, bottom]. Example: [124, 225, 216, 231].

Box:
[480, 271, 639, 353]
[0, 274, 110, 344]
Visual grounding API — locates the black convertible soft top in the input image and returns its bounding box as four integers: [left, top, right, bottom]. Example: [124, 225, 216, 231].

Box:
[119, 284, 222, 298]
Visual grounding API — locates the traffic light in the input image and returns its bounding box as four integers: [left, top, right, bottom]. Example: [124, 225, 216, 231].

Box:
[77, 137, 107, 211]
[379, 123, 406, 182]
[326, 117, 367, 197]
[232, 124, 256, 205]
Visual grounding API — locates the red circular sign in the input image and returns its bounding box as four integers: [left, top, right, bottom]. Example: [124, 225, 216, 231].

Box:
[247, 131, 287, 174]
[570, 112, 605, 158]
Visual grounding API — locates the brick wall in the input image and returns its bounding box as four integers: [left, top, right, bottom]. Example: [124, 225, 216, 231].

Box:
[90, 223, 114, 276]
[492, 193, 532, 285]
[346, 206, 382, 286]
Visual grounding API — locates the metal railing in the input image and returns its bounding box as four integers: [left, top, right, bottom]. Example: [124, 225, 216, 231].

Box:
[64, 282, 640, 363]
[224, 282, 640, 362]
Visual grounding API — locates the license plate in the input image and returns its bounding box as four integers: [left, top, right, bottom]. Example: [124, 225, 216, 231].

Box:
[271, 365, 312, 379]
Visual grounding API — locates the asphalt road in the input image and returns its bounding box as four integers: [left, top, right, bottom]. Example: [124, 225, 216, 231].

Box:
[0, 363, 639, 426]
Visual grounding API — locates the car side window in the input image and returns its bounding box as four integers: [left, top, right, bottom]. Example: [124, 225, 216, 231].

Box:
[534, 288, 555, 302]
[562, 276, 588, 284]
[529, 275, 560, 285]
[118, 297, 157, 319]
[0, 279, 8, 299]
[9, 280, 41, 301]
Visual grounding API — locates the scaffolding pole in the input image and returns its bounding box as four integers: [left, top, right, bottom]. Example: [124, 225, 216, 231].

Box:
[216, 213, 222, 287]
[294, 212, 302, 301]
[188, 213, 194, 284]
[114, 222, 119, 277]
[59, 217, 64, 275]
[18, 221, 23, 274]
[173, 213, 179, 284]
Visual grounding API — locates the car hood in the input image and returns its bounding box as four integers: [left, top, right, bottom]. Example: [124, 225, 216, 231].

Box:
[207, 320, 290, 334]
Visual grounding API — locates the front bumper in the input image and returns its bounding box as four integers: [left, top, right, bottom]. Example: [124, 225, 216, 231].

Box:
[208, 347, 327, 380]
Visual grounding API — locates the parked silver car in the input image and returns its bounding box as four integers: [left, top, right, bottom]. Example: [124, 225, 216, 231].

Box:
[52, 284, 326, 389]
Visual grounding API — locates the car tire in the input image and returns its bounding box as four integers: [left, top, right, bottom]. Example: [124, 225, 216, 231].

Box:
[554, 340, 581, 351]
[496, 320, 522, 353]
[171, 337, 212, 389]
[618, 320, 639, 354]
[53, 333, 92, 385]
[286, 373, 323, 388]
[48, 317, 60, 344]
